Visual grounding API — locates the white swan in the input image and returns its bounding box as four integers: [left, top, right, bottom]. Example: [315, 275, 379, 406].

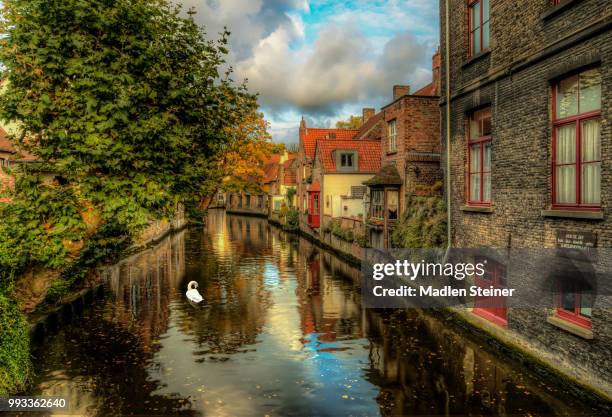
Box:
[186, 281, 203, 303]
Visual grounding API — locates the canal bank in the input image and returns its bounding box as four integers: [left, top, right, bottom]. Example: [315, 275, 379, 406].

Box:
[21, 211, 610, 416]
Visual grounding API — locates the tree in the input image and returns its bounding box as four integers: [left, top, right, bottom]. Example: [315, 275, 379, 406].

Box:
[0, 0, 255, 274]
[201, 109, 274, 207]
[336, 115, 363, 129]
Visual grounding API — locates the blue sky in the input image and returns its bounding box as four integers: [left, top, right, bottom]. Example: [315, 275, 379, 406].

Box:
[180, 0, 440, 143]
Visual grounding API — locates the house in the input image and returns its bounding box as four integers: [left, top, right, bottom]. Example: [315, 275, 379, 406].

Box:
[364, 50, 442, 248]
[267, 151, 297, 213]
[441, 0, 611, 398]
[296, 120, 361, 230]
[308, 139, 381, 230]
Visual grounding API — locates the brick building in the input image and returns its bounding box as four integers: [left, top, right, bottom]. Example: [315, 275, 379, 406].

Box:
[441, 0, 611, 397]
[365, 51, 442, 248]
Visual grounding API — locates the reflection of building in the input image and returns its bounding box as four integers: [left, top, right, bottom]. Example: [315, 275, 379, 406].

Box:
[441, 0, 611, 397]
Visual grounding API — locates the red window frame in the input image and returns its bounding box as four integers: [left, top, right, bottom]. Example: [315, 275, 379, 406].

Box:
[468, 0, 489, 56]
[551, 69, 601, 210]
[552, 0, 561, 5]
[467, 107, 492, 206]
[473, 257, 508, 328]
[555, 285, 592, 329]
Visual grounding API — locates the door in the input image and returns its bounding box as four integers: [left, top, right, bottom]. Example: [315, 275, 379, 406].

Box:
[473, 258, 507, 327]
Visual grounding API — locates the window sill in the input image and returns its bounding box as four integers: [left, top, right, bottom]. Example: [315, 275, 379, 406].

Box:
[541, 0, 584, 21]
[386, 151, 398, 156]
[547, 315, 593, 339]
[462, 50, 491, 69]
[460, 205, 493, 213]
[541, 209, 603, 220]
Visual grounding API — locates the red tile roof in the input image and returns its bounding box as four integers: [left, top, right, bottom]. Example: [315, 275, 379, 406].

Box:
[413, 82, 437, 96]
[316, 140, 381, 173]
[282, 158, 297, 185]
[302, 128, 359, 160]
[308, 180, 320, 192]
[264, 154, 281, 183]
[0, 127, 38, 161]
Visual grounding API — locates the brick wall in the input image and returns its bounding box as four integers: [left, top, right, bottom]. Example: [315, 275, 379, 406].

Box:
[440, 0, 612, 397]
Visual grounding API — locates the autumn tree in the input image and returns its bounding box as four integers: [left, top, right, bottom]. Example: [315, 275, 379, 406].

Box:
[336, 115, 363, 129]
[201, 109, 274, 207]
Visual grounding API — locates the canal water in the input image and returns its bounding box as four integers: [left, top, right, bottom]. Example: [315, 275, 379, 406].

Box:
[25, 210, 603, 416]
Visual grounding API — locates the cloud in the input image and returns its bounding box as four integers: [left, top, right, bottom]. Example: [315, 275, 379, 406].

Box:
[177, 1, 439, 142]
[239, 24, 430, 115]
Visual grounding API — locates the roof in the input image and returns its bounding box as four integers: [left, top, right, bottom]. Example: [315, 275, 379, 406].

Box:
[263, 154, 281, 183]
[0, 127, 38, 162]
[0, 127, 16, 153]
[301, 128, 359, 160]
[413, 82, 437, 97]
[282, 158, 297, 185]
[364, 164, 403, 186]
[354, 112, 384, 141]
[316, 139, 381, 173]
[308, 180, 320, 192]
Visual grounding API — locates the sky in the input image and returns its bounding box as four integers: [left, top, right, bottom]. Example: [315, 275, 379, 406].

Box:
[179, 0, 440, 144]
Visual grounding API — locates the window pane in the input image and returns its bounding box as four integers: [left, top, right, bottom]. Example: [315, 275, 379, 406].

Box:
[580, 293, 593, 317]
[470, 144, 481, 172]
[556, 165, 576, 204]
[472, 1, 481, 30]
[556, 75, 579, 118]
[470, 173, 481, 201]
[556, 125, 576, 164]
[582, 119, 601, 162]
[483, 21, 490, 50]
[582, 163, 600, 205]
[561, 291, 575, 312]
[387, 191, 399, 220]
[483, 142, 491, 170]
[472, 29, 481, 55]
[470, 117, 480, 140]
[579, 68, 601, 113]
[483, 0, 489, 21]
[483, 172, 491, 202]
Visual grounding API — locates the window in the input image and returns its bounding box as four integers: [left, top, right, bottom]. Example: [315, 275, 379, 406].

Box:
[371, 190, 384, 219]
[245, 194, 251, 208]
[313, 194, 319, 215]
[387, 190, 399, 220]
[340, 153, 354, 167]
[469, 0, 489, 56]
[468, 107, 492, 205]
[388, 120, 397, 153]
[556, 282, 593, 329]
[553, 68, 601, 208]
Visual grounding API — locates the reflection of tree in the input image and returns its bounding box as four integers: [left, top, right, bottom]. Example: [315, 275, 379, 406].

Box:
[31, 305, 198, 416]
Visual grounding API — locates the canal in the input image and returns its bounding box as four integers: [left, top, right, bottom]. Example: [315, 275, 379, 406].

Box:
[25, 210, 603, 416]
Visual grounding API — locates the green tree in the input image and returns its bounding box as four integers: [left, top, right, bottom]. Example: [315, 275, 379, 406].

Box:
[0, 0, 255, 277]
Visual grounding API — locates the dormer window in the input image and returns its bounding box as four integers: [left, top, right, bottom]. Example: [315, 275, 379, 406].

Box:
[337, 151, 358, 172]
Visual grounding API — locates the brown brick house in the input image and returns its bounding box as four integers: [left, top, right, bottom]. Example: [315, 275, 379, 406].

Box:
[441, 0, 611, 397]
[365, 51, 442, 248]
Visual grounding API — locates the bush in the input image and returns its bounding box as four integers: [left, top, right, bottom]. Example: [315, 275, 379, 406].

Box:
[328, 219, 355, 243]
[391, 194, 447, 248]
[285, 208, 299, 231]
[0, 295, 30, 395]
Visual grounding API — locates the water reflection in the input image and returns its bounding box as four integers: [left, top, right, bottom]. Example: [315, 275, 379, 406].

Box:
[27, 210, 602, 416]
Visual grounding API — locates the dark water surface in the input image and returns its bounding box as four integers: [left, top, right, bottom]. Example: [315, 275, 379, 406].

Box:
[25, 210, 603, 416]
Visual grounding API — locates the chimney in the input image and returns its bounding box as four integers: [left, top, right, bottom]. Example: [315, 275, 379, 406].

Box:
[362, 108, 375, 124]
[393, 85, 410, 100]
[432, 47, 441, 96]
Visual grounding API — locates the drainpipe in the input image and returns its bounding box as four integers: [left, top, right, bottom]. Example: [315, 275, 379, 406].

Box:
[445, 0, 452, 250]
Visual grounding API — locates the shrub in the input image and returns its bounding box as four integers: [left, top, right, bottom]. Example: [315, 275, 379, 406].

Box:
[285, 208, 299, 231]
[0, 295, 30, 395]
[391, 194, 447, 248]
